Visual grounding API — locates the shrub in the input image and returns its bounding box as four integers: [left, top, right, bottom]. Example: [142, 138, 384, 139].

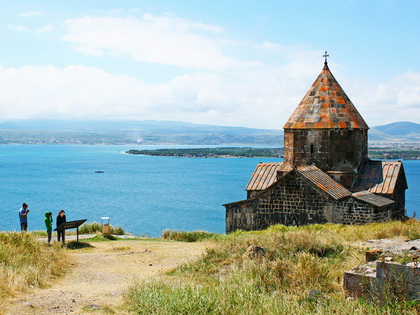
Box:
[78, 222, 125, 235]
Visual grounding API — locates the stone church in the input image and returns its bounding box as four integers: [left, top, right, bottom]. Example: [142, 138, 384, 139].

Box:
[224, 56, 408, 233]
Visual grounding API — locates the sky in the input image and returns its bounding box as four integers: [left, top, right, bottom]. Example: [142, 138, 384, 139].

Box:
[0, 0, 419, 129]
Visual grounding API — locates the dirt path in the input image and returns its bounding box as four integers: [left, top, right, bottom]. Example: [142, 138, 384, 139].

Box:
[1, 239, 209, 314]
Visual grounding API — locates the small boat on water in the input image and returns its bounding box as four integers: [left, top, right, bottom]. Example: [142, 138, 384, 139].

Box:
[95, 170, 105, 173]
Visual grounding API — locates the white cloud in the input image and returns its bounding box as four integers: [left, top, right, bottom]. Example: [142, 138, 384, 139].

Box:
[8, 24, 29, 31]
[19, 11, 42, 18]
[0, 62, 418, 129]
[0, 65, 148, 120]
[0, 63, 306, 127]
[35, 25, 54, 33]
[257, 41, 285, 53]
[62, 15, 236, 70]
[349, 71, 420, 126]
[377, 71, 420, 109]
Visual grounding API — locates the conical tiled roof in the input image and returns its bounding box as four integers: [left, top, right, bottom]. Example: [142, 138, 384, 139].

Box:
[284, 62, 368, 130]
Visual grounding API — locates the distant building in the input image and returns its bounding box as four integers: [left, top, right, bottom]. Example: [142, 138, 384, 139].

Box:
[224, 56, 407, 233]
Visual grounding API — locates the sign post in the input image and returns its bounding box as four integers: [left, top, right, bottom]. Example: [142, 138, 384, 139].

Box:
[54, 219, 87, 243]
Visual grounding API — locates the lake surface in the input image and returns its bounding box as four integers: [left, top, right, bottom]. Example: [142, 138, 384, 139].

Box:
[0, 145, 418, 237]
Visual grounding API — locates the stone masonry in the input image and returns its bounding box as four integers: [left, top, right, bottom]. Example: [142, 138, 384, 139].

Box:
[225, 168, 395, 232]
[224, 57, 407, 233]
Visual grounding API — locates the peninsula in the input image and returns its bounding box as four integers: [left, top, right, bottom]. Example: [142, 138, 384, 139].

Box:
[126, 147, 283, 158]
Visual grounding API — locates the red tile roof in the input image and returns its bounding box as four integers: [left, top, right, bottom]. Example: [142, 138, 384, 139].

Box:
[245, 163, 353, 201]
[284, 62, 369, 130]
[245, 162, 282, 191]
[352, 191, 394, 207]
[297, 165, 352, 200]
[352, 160, 407, 195]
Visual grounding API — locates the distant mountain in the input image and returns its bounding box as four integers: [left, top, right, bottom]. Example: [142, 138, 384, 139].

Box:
[370, 122, 420, 141]
[0, 119, 276, 133]
[0, 119, 418, 145]
[0, 119, 282, 145]
[373, 121, 420, 136]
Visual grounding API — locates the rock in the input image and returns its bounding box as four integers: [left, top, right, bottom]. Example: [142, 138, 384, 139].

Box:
[366, 249, 383, 262]
[243, 245, 265, 259]
[346, 296, 356, 302]
[89, 304, 102, 309]
[308, 290, 322, 299]
[22, 302, 33, 308]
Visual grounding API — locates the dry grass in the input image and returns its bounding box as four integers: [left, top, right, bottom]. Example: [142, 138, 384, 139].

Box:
[0, 232, 69, 298]
[127, 220, 420, 314]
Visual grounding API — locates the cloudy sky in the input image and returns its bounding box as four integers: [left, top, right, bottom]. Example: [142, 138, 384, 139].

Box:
[0, 0, 419, 129]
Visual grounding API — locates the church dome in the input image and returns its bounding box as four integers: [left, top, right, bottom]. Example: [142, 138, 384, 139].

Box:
[283, 60, 368, 130]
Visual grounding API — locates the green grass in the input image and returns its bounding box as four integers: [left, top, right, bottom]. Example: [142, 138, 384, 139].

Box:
[126, 220, 420, 314]
[82, 234, 118, 242]
[0, 232, 68, 298]
[161, 230, 217, 242]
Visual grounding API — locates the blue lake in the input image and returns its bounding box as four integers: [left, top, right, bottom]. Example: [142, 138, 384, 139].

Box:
[0, 145, 418, 237]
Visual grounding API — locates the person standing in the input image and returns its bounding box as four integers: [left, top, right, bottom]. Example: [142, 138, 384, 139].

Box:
[44, 212, 53, 244]
[18, 203, 30, 231]
[56, 210, 66, 243]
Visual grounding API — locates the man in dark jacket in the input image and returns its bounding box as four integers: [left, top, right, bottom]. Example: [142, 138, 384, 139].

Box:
[56, 210, 67, 243]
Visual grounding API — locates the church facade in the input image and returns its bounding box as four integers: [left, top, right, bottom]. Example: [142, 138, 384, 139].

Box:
[224, 57, 407, 233]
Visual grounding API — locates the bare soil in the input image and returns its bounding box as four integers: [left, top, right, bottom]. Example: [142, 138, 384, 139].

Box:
[1, 239, 209, 314]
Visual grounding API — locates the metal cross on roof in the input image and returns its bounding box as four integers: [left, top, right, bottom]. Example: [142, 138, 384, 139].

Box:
[323, 51, 329, 63]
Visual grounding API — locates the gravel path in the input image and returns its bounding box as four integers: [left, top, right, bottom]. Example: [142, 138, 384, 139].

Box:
[1, 239, 208, 314]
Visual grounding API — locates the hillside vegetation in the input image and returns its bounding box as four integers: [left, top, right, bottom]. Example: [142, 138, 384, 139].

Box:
[127, 221, 420, 314]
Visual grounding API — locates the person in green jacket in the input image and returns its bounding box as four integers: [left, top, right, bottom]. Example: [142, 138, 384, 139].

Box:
[44, 212, 53, 244]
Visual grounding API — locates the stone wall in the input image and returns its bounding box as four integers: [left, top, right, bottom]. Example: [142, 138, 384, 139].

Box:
[225, 199, 259, 233]
[335, 198, 393, 225]
[225, 171, 393, 233]
[283, 128, 367, 180]
[255, 172, 328, 224]
[226, 172, 331, 232]
[344, 261, 420, 301]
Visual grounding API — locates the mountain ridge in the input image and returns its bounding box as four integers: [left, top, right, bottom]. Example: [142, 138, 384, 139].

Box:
[0, 119, 418, 144]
